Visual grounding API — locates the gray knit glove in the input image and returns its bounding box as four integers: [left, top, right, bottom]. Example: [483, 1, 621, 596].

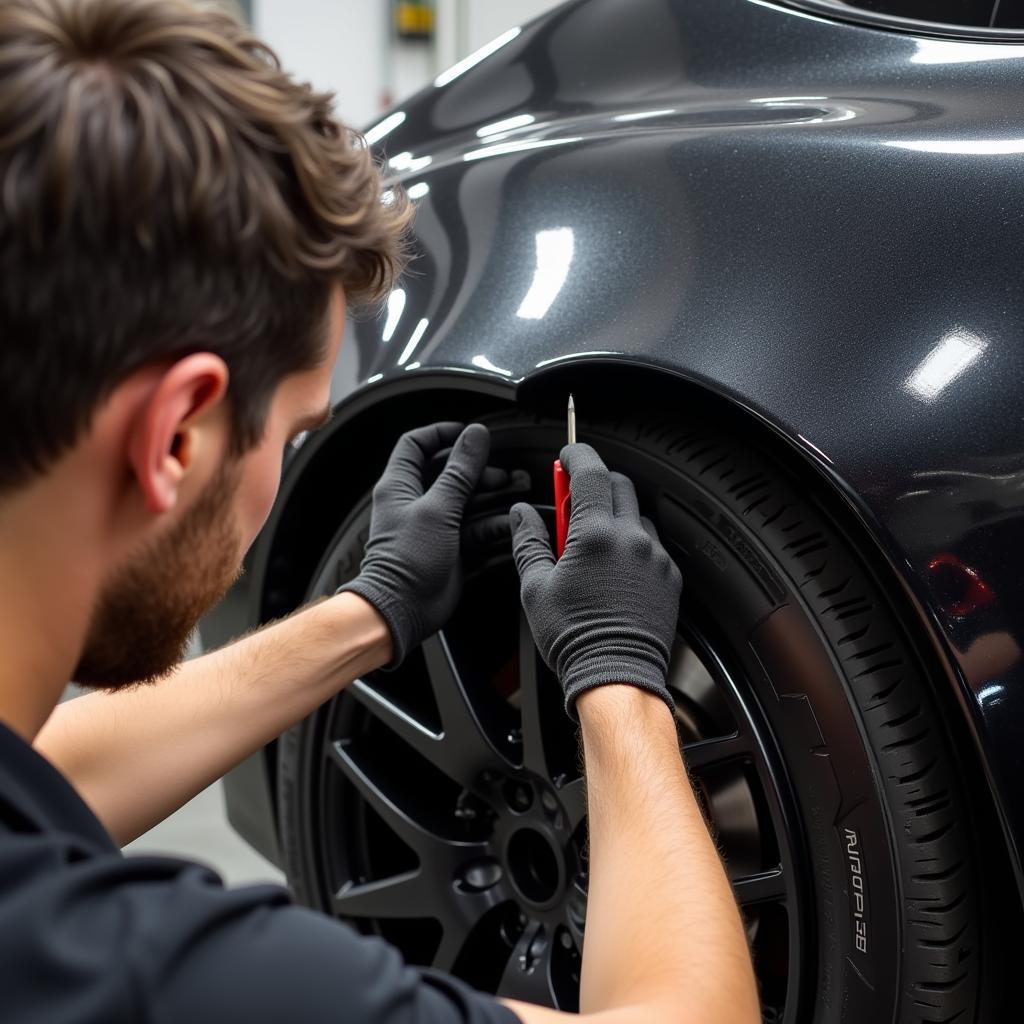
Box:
[510, 443, 682, 719]
[339, 422, 496, 667]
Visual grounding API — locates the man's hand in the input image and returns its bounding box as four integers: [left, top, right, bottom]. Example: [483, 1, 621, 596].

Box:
[510, 443, 682, 717]
[340, 421, 497, 666]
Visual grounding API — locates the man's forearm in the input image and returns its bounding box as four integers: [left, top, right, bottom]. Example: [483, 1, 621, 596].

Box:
[35, 593, 391, 845]
[576, 686, 759, 1021]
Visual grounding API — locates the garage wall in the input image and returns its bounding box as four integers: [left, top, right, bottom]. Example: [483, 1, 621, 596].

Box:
[252, 0, 564, 129]
[252, 0, 386, 127]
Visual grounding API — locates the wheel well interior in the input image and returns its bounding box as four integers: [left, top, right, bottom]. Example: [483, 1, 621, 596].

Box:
[257, 362, 836, 625]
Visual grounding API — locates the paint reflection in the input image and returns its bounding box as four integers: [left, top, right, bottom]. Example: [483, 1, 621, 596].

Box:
[905, 330, 987, 402]
[365, 110, 406, 146]
[381, 289, 406, 343]
[398, 318, 429, 366]
[517, 228, 575, 320]
[434, 27, 521, 88]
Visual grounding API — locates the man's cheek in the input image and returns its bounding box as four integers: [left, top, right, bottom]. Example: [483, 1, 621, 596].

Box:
[239, 457, 283, 549]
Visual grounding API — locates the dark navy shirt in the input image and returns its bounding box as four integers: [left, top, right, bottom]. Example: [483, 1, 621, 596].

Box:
[0, 721, 520, 1024]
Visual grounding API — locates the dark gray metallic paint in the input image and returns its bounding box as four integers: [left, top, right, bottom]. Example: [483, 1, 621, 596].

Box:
[219, 0, 1024, 894]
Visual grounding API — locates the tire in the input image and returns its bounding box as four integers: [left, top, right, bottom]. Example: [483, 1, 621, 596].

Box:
[278, 407, 984, 1023]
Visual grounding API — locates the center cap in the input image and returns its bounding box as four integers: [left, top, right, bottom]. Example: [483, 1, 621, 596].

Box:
[506, 826, 565, 907]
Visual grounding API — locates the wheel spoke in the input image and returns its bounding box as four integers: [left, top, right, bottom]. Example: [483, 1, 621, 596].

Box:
[422, 632, 512, 787]
[556, 775, 587, 833]
[682, 732, 751, 774]
[327, 739, 487, 867]
[452, 883, 509, 934]
[428, 882, 510, 972]
[732, 867, 786, 907]
[432, 924, 466, 973]
[498, 922, 559, 1008]
[517, 611, 549, 778]
[333, 869, 434, 918]
[347, 678, 444, 763]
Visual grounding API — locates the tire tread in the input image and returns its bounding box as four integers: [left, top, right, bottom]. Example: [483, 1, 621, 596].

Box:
[579, 411, 982, 1023]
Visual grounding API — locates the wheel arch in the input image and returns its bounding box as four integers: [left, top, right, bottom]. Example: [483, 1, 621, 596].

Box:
[254, 357, 981, 743]
[251, 359, 848, 625]
[231, 357, 1020, 936]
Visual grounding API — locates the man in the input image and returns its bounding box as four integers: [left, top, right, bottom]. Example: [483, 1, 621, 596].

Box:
[0, 1, 759, 1021]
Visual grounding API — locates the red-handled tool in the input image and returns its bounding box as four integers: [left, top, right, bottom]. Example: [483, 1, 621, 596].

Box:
[553, 394, 575, 557]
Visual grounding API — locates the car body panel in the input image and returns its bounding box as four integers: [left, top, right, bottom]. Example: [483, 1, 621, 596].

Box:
[216, 0, 1024, 898]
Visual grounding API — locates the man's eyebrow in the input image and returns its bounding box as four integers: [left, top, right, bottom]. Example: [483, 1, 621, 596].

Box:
[292, 403, 334, 436]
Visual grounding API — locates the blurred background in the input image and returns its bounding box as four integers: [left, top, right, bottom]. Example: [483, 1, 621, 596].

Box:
[243, 1, 561, 129]
[122, 0, 564, 887]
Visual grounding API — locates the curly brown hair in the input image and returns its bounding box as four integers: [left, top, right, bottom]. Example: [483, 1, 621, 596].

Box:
[0, 0, 410, 491]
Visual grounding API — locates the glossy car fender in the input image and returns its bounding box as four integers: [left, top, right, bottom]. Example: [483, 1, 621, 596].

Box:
[221, 0, 1024, 899]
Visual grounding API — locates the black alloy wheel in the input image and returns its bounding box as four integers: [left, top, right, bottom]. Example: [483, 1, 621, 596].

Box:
[278, 409, 986, 1023]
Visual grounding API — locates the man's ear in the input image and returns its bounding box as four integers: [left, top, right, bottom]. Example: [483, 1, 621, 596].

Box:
[128, 354, 230, 515]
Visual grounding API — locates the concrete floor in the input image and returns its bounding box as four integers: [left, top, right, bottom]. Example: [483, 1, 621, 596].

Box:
[65, 626, 285, 889]
[124, 779, 284, 887]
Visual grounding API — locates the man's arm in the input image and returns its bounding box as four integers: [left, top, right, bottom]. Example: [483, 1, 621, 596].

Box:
[504, 445, 760, 1024]
[35, 592, 390, 845]
[502, 687, 759, 1024]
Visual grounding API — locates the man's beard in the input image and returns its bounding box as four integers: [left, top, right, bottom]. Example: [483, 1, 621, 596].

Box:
[73, 461, 243, 690]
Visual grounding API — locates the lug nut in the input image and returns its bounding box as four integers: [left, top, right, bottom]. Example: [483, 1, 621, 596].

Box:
[503, 779, 534, 812]
[456, 858, 502, 893]
[455, 790, 482, 821]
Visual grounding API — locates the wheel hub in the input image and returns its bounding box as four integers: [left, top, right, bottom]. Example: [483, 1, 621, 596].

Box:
[484, 774, 574, 911]
[506, 826, 562, 906]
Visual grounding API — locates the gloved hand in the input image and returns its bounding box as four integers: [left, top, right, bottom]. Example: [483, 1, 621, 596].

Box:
[510, 443, 683, 719]
[340, 422, 497, 667]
